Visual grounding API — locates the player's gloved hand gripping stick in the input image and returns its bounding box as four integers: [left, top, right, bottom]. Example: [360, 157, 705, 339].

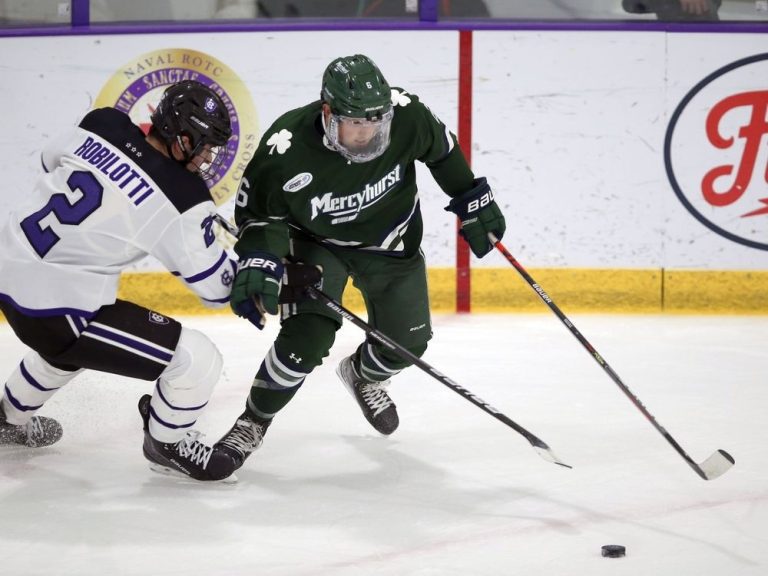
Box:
[445, 177, 506, 258]
[229, 248, 322, 330]
[214, 213, 570, 470]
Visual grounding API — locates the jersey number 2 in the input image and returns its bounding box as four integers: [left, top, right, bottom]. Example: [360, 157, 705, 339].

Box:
[21, 171, 104, 258]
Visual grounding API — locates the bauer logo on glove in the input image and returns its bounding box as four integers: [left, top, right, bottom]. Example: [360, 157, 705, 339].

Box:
[230, 251, 322, 330]
[466, 188, 495, 213]
[445, 177, 506, 258]
[237, 256, 281, 274]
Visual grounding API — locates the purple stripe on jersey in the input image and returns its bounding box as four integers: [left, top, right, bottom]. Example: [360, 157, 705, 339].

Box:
[154, 382, 208, 411]
[202, 295, 230, 304]
[4, 385, 43, 412]
[84, 325, 173, 363]
[184, 251, 228, 283]
[20, 361, 60, 392]
[148, 404, 195, 430]
[0, 293, 98, 319]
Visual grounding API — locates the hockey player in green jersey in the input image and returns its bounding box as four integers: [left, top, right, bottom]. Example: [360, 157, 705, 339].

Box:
[215, 54, 506, 475]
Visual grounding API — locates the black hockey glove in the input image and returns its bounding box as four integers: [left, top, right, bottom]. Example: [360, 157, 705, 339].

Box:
[230, 252, 322, 329]
[279, 262, 323, 304]
[445, 177, 506, 258]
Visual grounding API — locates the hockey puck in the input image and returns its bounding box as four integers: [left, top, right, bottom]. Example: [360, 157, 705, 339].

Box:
[601, 545, 626, 558]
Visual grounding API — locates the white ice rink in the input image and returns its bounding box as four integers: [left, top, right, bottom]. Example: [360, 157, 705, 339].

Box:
[1, 312, 766, 576]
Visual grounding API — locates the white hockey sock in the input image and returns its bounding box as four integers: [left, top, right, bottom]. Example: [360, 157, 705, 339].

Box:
[359, 342, 401, 383]
[2, 352, 82, 425]
[148, 327, 223, 443]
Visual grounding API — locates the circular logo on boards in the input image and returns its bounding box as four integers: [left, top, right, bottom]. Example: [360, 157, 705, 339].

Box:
[95, 48, 258, 205]
[665, 53, 768, 251]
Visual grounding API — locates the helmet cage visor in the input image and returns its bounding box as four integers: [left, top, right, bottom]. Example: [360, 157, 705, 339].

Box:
[183, 140, 229, 182]
[325, 108, 393, 163]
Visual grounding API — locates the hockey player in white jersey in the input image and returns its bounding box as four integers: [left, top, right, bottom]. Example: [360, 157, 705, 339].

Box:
[0, 80, 318, 481]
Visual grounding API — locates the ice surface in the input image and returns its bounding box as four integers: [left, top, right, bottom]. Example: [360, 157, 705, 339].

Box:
[1, 313, 766, 575]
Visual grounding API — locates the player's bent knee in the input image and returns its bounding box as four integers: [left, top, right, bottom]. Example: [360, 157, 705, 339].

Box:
[408, 342, 429, 359]
[160, 327, 223, 404]
[276, 314, 338, 370]
[377, 341, 428, 371]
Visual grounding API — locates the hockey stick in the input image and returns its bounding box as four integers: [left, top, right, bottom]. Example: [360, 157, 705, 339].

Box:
[489, 234, 734, 481]
[306, 285, 570, 469]
[213, 213, 570, 469]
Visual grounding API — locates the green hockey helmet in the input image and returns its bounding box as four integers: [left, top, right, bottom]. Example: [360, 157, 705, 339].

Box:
[320, 54, 393, 163]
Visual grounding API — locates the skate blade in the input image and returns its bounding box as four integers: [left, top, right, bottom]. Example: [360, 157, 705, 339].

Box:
[148, 463, 238, 484]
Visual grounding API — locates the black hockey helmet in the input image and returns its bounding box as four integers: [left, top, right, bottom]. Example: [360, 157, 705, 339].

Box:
[151, 80, 232, 179]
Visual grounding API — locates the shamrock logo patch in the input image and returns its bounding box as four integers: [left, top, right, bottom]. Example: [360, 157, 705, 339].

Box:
[266, 129, 293, 155]
[391, 89, 412, 107]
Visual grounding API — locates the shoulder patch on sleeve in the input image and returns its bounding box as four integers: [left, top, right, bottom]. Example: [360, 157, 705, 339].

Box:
[390, 88, 413, 108]
[265, 129, 293, 155]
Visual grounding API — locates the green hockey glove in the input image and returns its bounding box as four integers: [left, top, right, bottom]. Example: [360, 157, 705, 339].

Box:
[230, 251, 283, 329]
[445, 177, 506, 258]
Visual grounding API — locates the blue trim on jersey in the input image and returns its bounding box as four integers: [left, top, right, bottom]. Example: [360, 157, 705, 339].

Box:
[201, 295, 230, 304]
[183, 251, 229, 283]
[0, 293, 97, 319]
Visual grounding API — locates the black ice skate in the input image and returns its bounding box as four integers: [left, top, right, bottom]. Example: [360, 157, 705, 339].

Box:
[336, 355, 399, 435]
[0, 404, 63, 448]
[214, 411, 271, 473]
[138, 394, 233, 482]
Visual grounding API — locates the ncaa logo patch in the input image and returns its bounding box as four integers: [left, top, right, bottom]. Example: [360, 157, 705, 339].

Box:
[665, 53, 768, 251]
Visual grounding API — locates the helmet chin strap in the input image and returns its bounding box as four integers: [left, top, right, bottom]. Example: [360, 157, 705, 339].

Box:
[173, 135, 194, 164]
[320, 109, 338, 153]
[320, 108, 350, 161]
[170, 135, 208, 174]
[320, 109, 331, 141]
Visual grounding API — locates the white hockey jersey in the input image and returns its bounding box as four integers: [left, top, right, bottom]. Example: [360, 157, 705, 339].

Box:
[0, 108, 236, 317]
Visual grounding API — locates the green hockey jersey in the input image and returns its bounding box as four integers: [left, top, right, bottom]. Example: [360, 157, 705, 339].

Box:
[235, 88, 475, 259]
